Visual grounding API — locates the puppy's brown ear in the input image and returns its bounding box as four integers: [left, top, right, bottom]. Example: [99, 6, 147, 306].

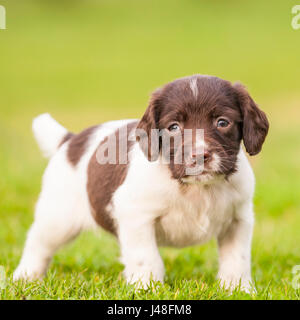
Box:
[136, 89, 162, 161]
[234, 83, 269, 156]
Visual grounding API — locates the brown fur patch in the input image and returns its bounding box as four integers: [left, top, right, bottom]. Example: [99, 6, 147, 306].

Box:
[87, 121, 138, 235]
[59, 132, 74, 147]
[67, 126, 98, 166]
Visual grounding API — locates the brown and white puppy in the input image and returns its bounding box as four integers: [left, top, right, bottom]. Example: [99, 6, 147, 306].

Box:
[13, 75, 269, 292]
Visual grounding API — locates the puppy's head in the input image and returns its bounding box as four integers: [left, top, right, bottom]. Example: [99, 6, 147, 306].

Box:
[137, 75, 269, 182]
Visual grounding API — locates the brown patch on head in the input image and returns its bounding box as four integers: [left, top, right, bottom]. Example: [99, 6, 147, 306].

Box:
[137, 75, 269, 181]
[87, 121, 138, 234]
[67, 126, 98, 166]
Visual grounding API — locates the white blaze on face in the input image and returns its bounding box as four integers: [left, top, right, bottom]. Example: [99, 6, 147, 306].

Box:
[183, 129, 222, 176]
[189, 78, 198, 99]
[184, 129, 205, 176]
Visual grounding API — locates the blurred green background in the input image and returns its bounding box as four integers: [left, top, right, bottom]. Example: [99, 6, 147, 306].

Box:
[0, 0, 299, 299]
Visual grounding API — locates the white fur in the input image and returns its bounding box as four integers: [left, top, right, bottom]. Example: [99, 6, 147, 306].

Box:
[189, 77, 198, 98]
[14, 117, 256, 293]
[32, 113, 68, 158]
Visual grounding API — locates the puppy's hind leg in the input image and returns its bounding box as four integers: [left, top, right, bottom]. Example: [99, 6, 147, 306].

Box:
[13, 196, 83, 281]
[13, 150, 96, 281]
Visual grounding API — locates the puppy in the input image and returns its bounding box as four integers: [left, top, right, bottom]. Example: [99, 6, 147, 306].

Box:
[14, 75, 269, 292]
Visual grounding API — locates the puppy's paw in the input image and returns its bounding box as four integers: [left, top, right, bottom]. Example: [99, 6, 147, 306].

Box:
[124, 262, 165, 290]
[13, 264, 45, 282]
[127, 274, 163, 290]
[218, 274, 256, 294]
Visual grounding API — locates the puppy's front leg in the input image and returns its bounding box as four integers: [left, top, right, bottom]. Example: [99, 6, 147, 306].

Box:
[217, 201, 254, 293]
[118, 214, 164, 289]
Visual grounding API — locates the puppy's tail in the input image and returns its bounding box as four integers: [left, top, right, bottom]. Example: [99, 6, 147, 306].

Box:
[32, 113, 72, 158]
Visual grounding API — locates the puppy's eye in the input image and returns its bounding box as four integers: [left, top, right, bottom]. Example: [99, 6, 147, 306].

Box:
[168, 123, 180, 132]
[217, 118, 230, 128]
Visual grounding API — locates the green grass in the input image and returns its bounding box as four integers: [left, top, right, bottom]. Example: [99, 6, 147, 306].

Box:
[0, 0, 300, 300]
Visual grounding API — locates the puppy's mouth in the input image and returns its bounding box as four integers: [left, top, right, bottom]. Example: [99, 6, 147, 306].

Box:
[179, 153, 222, 184]
[180, 170, 221, 185]
[181, 168, 213, 178]
[185, 153, 220, 172]
[169, 151, 224, 183]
